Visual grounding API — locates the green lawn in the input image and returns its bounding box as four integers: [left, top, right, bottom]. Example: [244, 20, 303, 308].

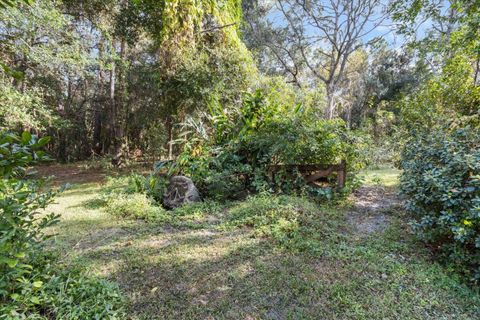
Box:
[45, 167, 480, 319]
[360, 166, 402, 187]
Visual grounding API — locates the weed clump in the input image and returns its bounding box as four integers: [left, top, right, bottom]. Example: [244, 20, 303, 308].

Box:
[224, 195, 340, 252]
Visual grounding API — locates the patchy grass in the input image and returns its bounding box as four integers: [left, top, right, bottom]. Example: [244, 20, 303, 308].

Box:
[45, 168, 480, 319]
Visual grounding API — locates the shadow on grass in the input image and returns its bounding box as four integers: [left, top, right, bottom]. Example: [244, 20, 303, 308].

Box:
[49, 191, 480, 319]
[108, 237, 313, 319]
[68, 197, 107, 210]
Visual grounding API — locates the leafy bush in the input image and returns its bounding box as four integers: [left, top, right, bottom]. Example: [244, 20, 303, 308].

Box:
[0, 132, 57, 298]
[400, 125, 480, 282]
[105, 193, 167, 220]
[124, 172, 168, 202]
[102, 162, 171, 203]
[398, 53, 480, 283]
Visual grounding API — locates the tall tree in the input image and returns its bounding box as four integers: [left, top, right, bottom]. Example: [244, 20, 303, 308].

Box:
[245, 0, 389, 118]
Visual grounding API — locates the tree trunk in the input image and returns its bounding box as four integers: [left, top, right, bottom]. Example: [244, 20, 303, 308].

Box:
[92, 41, 104, 155]
[92, 107, 103, 155]
[109, 48, 120, 164]
[111, 39, 126, 166]
[474, 56, 480, 86]
[166, 116, 174, 160]
[326, 83, 336, 119]
[110, 58, 116, 141]
[345, 104, 352, 129]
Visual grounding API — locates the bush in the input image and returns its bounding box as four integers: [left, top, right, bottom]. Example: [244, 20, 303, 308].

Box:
[400, 125, 480, 282]
[105, 193, 167, 220]
[123, 173, 167, 202]
[0, 132, 57, 299]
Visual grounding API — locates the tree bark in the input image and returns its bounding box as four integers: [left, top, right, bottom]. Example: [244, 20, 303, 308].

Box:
[93, 42, 105, 155]
[166, 115, 174, 160]
[111, 39, 126, 166]
[326, 82, 336, 119]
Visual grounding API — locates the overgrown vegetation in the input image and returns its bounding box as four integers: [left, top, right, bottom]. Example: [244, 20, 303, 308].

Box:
[173, 90, 364, 199]
[399, 53, 480, 283]
[42, 169, 480, 319]
[1, 0, 480, 318]
[0, 133, 124, 318]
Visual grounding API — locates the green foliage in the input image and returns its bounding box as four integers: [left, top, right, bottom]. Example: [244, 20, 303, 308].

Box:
[0, 132, 57, 300]
[225, 195, 304, 242]
[399, 53, 480, 283]
[102, 173, 226, 228]
[104, 193, 167, 221]
[177, 89, 364, 199]
[124, 173, 167, 202]
[223, 194, 342, 252]
[0, 131, 51, 177]
[171, 199, 222, 217]
[400, 125, 480, 282]
[0, 0, 33, 10]
[0, 79, 58, 131]
[1, 262, 125, 319]
[399, 56, 479, 135]
[0, 131, 125, 318]
[40, 271, 124, 320]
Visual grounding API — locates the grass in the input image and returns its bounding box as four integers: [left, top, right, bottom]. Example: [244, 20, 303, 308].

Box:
[45, 167, 480, 319]
[360, 165, 401, 187]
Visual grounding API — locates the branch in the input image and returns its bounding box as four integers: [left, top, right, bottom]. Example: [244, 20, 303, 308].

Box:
[197, 22, 237, 34]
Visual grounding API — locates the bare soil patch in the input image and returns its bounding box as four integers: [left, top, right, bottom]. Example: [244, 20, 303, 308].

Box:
[347, 186, 403, 236]
[35, 163, 106, 185]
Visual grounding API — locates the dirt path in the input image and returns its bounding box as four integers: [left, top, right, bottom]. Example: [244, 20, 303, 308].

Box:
[347, 186, 403, 236]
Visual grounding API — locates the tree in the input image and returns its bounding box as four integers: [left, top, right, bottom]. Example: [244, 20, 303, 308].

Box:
[245, 0, 389, 118]
[391, 0, 480, 83]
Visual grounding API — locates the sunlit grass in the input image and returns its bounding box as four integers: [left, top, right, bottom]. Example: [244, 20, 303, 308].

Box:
[360, 165, 401, 187]
[44, 168, 480, 319]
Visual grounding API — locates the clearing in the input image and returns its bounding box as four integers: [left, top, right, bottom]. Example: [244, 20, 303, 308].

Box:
[45, 165, 480, 319]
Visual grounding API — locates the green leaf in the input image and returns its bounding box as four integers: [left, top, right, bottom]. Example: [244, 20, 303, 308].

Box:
[10, 293, 20, 300]
[35, 136, 51, 148]
[6, 258, 19, 268]
[33, 280, 43, 288]
[30, 296, 40, 304]
[21, 131, 32, 145]
[14, 252, 26, 259]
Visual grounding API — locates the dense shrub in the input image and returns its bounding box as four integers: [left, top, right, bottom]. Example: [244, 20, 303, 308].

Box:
[176, 90, 365, 199]
[400, 125, 480, 281]
[398, 53, 480, 283]
[0, 132, 57, 298]
[123, 172, 168, 202]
